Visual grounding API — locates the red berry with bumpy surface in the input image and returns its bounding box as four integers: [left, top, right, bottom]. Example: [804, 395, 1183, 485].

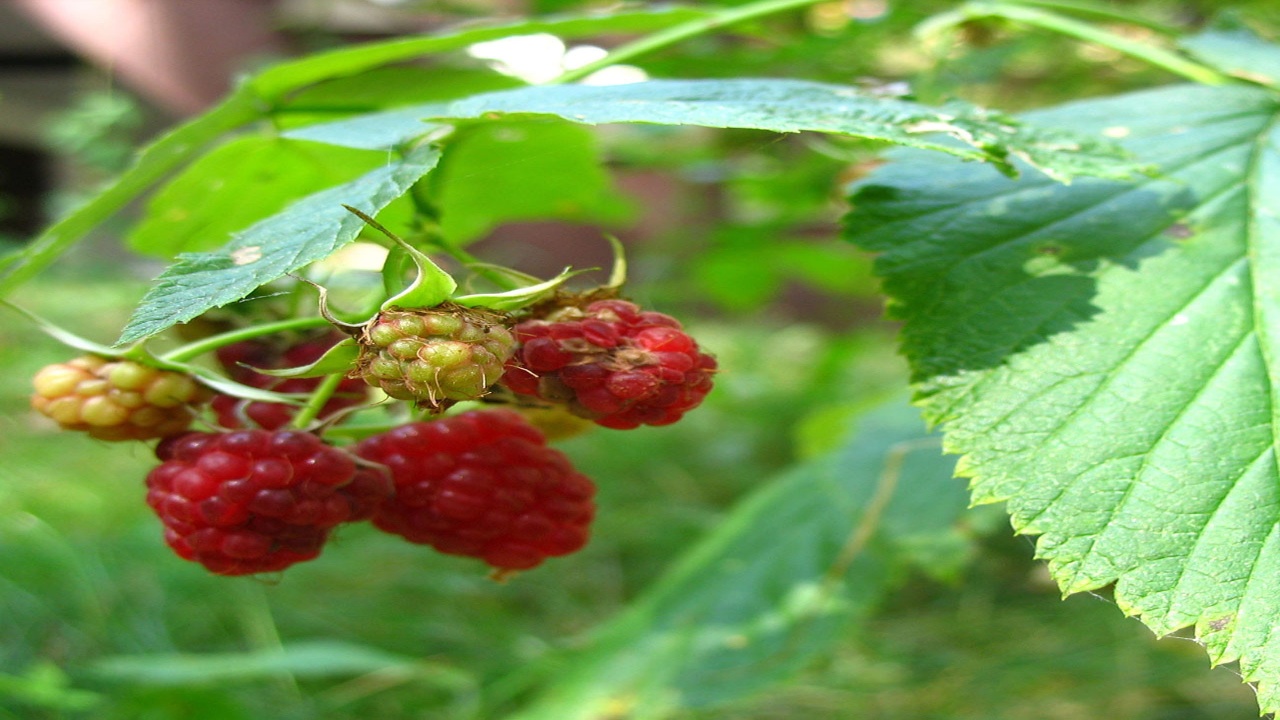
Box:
[212, 333, 368, 430]
[32, 356, 212, 441]
[356, 304, 515, 411]
[145, 430, 392, 575]
[502, 300, 716, 430]
[355, 410, 595, 572]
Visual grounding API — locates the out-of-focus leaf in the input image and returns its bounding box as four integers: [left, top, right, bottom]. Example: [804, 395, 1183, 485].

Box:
[1181, 22, 1280, 88]
[508, 401, 970, 718]
[432, 120, 634, 244]
[89, 640, 468, 687]
[693, 237, 874, 312]
[0, 663, 101, 712]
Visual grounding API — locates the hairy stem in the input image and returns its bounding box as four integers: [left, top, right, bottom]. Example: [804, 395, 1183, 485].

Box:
[161, 316, 332, 363]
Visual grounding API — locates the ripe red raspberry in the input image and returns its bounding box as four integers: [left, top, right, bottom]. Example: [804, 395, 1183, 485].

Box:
[356, 304, 515, 411]
[145, 430, 392, 575]
[31, 356, 212, 441]
[355, 410, 595, 572]
[212, 333, 368, 430]
[502, 299, 716, 430]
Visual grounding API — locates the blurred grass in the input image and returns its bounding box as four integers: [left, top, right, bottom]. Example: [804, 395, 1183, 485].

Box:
[0, 279, 1262, 719]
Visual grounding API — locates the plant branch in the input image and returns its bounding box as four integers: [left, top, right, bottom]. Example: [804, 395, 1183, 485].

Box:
[934, 2, 1232, 86]
[550, 0, 829, 85]
[999, 0, 1182, 35]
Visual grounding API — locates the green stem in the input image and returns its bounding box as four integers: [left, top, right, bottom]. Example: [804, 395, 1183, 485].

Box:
[998, 0, 1182, 35]
[550, 0, 829, 85]
[952, 2, 1231, 85]
[290, 372, 346, 429]
[319, 421, 406, 442]
[160, 316, 331, 363]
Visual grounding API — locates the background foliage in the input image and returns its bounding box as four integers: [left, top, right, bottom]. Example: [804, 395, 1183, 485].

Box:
[4, 0, 1280, 718]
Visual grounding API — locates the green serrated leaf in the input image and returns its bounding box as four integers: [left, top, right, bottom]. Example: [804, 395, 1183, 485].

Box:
[128, 137, 388, 257]
[284, 105, 451, 151]
[843, 83, 1280, 714]
[274, 66, 521, 130]
[509, 401, 969, 718]
[416, 79, 1143, 182]
[117, 145, 442, 345]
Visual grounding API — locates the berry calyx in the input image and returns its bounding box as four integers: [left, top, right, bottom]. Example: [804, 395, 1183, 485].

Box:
[212, 333, 367, 430]
[31, 356, 212, 441]
[355, 410, 595, 572]
[356, 304, 515, 411]
[146, 429, 392, 575]
[502, 299, 716, 430]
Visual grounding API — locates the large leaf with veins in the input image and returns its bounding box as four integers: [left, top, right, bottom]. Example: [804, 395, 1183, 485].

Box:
[844, 83, 1280, 712]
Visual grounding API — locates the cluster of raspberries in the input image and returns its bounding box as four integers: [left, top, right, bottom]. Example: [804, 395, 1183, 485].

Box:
[146, 410, 595, 576]
[31, 297, 714, 577]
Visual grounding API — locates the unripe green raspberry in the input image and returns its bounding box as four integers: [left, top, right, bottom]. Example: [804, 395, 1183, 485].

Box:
[356, 304, 515, 410]
[31, 356, 213, 441]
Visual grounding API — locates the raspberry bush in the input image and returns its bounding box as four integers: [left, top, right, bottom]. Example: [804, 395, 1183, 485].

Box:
[4, 0, 1278, 718]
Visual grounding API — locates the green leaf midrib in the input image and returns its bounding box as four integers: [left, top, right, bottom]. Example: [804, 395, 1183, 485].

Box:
[1244, 107, 1280, 518]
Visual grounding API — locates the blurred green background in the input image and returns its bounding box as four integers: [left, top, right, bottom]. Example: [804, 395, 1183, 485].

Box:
[2, 0, 1276, 717]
